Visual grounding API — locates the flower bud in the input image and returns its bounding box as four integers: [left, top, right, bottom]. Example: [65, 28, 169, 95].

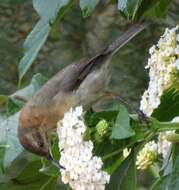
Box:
[123, 148, 131, 158]
[96, 119, 109, 137]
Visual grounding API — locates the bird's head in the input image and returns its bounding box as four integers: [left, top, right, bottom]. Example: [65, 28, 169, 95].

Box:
[18, 125, 51, 158]
[18, 105, 51, 159]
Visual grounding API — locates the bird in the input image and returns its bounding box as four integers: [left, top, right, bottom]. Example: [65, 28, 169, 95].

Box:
[18, 23, 147, 160]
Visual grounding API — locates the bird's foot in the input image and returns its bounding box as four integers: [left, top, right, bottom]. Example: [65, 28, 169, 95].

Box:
[137, 109, 151, 127]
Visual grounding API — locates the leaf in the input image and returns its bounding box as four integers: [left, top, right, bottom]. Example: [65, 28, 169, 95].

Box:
[33, 0, 69, 22]
[110, 105, 135, 140]
[150, 175, 171, 190]
[0, 112, 23, 169]
[18, 20, 50, 80]
[5, 98, 22, 116]
[152, 89, 179, 121]
[0, 74, 46, 173]
[0, 177, 57, 190]
[84, 110, 118, 127]
[12, 73, 47, 101]
[118, 0, 171, 20]
[0, 160, 58, 190]
[0, 159, 69, 190]
[152, 156, 179, 190]
[105, 154, 124, 174]
[106, 151, 136, 190]
[168, 156, 179, 190]
[117, 0, 143, 20]
[0, 95, 8, 106]
[143, 0, 171, 18]
[0, 152, 39, 183]
[80, 0, 99, 17]
[0, 73, 46, 116]
[39, 158, 59, 177]
[18, 0, 70, 80]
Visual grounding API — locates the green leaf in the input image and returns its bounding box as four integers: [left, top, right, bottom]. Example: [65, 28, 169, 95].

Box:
[118, 0, 171, 20]
[12, 73, 47, 101]
[0, 158, 69, 190]
[0, 160, 59, 190]
[18, 0, 70, 80]
[0, 95, 8, 106]
[5, 98, 22, 116]
[0, 177, 58, 190]
[33, 0, 69, 22]
[0, 73, 47, 116]
[80, 0, 99, 17]
[105, 154, 124, 174]
[0, 112, 22, 169]
[18, 20, 50, 81]
[168, 156, 179, 190]
[143, 0, 171, 18]
[39, 158, 59, 177]
[106, 151, 137, 190]
[152, 156, 179, 190]
[84, 110, 118, 128]
[0, 74, 46, 173]
[152, 89, 179, 121]
[118, 0, 143, 20]
[0, 152, 39, 183]
[111, 105, 135, 140]
[150, 175, 171, 190]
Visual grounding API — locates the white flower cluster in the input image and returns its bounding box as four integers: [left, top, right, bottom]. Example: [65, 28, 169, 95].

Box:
[137, 117, 179, 168]
[136, 141, 158, 170]
[158, 131, 174, 159]
[140, 26, 179, 116]
[139, 26, 179, 165]
[57, 106, 110, 190]
[158, 116, 179, 159]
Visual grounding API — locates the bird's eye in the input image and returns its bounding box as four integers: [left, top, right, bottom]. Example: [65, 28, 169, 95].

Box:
[33, 132, 44, 148]
[38, 139, 44, 148]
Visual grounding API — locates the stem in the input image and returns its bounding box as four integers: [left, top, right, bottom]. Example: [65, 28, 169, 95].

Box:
[157, 122, 179, 132]
[129, 114, 139, 120]
[102, 147, 123, 161]
[0, 144, 10, 148]
[39, 176, 54, 190]
[102, 117, 179, 161]
[150, 164, 160, 178]
[102, 129, 154, 161]
[166, 133, 179, 143]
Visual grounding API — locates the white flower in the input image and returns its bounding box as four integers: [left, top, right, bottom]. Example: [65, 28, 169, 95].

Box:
[157, 131, 174, 159]
[140, 26, 179, 116]
[57, 106, 110, 190]
[157, 116, 179, 159]
[136, 141, 158, 170]
[123, 148, 131, 158]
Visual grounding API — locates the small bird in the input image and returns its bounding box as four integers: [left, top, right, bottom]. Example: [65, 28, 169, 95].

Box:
[18, 23, 147, 159]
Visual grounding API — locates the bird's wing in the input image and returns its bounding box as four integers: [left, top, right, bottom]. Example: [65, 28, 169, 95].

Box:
[29, 58, 90, 106]
[74, 23, 147, 84]
[30, 23, 147, 106]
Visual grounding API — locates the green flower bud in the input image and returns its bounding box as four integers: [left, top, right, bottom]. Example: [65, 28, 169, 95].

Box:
[96, 119, 109, 138]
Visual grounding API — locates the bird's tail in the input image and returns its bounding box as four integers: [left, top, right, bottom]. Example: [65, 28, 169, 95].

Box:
[76, 22, 147, 84]
[102, 23, 147, 56]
